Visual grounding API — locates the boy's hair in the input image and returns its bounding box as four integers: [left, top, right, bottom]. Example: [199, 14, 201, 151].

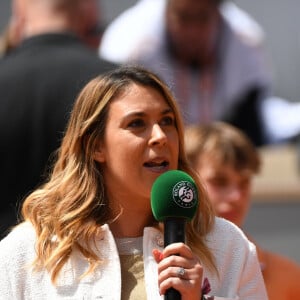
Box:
[185, 121, 261, 173]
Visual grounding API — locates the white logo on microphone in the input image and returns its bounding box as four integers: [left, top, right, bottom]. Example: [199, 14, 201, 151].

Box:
[172, 181, 197, 208]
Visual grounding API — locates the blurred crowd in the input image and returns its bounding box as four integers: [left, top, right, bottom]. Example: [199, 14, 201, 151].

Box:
[0, 0, 116, 238]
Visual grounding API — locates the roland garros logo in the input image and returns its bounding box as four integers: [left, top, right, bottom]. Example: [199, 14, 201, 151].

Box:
[172, 181, 197, 208]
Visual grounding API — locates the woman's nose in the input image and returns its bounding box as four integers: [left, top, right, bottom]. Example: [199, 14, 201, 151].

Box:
[149, 124, 167, 146]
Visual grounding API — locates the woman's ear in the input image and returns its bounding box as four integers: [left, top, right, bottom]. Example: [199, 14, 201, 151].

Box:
[94, 141, 106, 163]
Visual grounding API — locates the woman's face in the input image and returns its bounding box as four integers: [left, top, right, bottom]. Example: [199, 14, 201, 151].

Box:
[196, 158, 252, 227]
[94, 83, 179, 211]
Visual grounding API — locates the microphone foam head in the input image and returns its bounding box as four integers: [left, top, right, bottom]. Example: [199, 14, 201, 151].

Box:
[151, 170, 198, 222]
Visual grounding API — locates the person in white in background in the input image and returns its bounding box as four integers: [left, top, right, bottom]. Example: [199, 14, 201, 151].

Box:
[100, 0, 265, 63]
[99, 0, 273, 147]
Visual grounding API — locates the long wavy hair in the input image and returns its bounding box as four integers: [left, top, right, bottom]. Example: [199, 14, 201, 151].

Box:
[21, 65, 216, 283]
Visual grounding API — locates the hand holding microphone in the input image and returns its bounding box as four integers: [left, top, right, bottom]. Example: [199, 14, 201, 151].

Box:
[151, 170, 203, 300]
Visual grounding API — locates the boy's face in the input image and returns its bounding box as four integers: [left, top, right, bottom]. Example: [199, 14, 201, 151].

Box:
[196, 157, 253, 227]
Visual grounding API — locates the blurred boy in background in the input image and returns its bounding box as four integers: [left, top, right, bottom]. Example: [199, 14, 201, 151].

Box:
[185, 122, 300, 299]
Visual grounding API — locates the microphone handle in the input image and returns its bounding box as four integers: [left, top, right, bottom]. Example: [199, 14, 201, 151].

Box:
[164, 218, 186, 245]
[164, 218, 186, 300]
[165, 288, 181, 300]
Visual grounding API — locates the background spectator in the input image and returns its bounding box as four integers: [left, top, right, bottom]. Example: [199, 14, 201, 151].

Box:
[0, 0, 24, 57]
[185, 121, 300, 299]
[0, 0, 116, 238]
[99, 0, 273, 146]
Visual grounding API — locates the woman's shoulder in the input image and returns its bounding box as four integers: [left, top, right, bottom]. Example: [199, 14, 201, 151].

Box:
[204, 217, 267, 298]
[0, 222, 36, 260]
[207, 217, 256, 255]
[209, 216, 249, 241]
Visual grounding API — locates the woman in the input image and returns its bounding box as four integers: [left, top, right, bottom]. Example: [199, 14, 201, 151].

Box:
[0, 66, 267, 299]
[185, 121, 300, 299]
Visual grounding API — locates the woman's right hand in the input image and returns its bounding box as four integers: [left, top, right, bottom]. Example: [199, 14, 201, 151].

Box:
[153, 242, 203, 300]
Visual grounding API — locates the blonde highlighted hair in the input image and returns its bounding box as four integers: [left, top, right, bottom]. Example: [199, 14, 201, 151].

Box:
[21, 65, 216, 283]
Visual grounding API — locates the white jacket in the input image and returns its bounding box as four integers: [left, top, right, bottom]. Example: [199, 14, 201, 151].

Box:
[0, 217, 268, 299]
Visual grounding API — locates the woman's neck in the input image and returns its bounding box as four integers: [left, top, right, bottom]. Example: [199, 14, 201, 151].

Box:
[109, 207, 155, 238]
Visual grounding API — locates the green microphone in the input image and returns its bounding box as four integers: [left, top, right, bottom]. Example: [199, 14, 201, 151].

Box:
[151, 170, 198, 300]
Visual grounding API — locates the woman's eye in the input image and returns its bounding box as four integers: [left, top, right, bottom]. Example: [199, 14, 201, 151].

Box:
[161, 116, 175, 126]
[127, 119, 145, 128]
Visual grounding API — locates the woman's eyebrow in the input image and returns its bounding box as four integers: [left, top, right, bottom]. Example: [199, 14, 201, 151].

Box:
[123, 107, 173, 118]
[161, 108, 174, 115]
